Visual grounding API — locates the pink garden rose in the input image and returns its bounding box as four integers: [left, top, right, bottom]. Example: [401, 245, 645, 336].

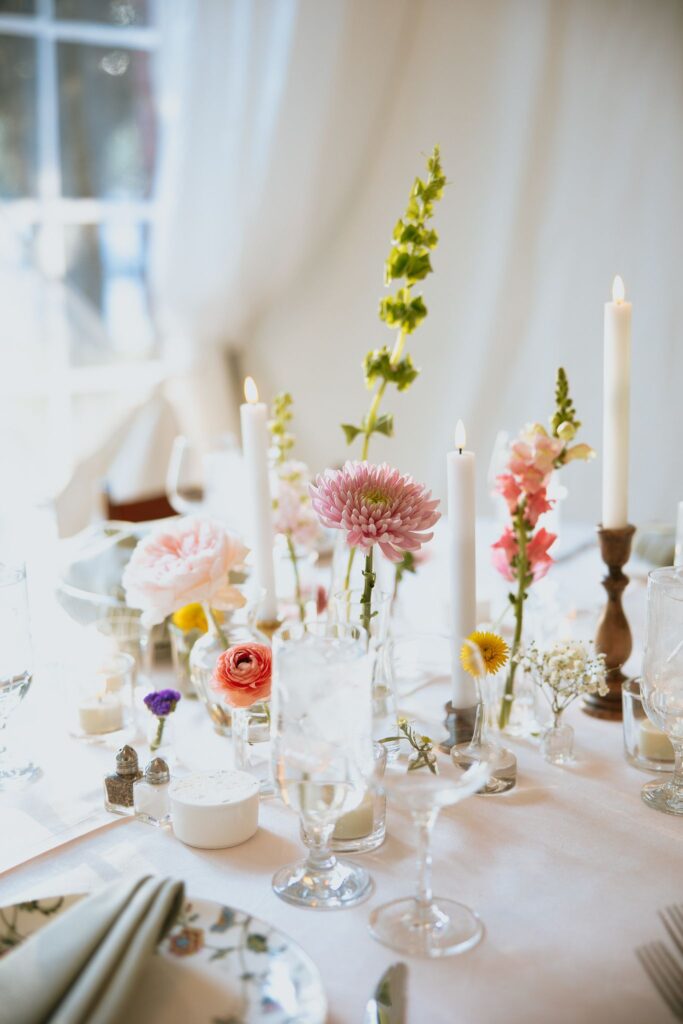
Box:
[211, 642, 272, 708]
[122, 517, 249, 626]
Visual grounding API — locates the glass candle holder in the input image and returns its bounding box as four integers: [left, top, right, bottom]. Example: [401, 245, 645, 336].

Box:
[66, 652, 136, 744]
[623, 679, 675, 772]
[94, 613, 151, 689]
[301, 741, 387, 854]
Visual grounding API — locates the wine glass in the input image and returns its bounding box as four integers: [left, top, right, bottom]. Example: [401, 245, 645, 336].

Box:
[271, 622, 376, 909]
[640, 566, 683, 815]
[369, 635, 490, 957]
[0, 564, 40, 788]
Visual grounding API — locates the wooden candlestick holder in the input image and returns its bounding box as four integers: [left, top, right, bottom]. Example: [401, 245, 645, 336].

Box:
[583, 523, 636, 721]
[439, 702, 478, 753]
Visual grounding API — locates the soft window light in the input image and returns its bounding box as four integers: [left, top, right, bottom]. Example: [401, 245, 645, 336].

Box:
[244, 376, 259, 404]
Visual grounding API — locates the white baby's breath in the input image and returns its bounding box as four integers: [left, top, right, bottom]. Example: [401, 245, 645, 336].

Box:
[521, 640, 608, 720]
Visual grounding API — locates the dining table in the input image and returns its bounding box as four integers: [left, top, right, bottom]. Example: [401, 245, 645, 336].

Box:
[0, 513, 680, 1024]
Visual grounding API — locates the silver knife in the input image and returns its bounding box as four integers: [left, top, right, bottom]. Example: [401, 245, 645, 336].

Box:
[363, 962, 407, 1024]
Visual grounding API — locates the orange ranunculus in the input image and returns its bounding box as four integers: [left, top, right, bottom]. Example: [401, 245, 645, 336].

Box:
[211, 643, 272, 709]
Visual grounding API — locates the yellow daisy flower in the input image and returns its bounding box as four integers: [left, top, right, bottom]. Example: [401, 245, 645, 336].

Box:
[460, 630, 509, 677]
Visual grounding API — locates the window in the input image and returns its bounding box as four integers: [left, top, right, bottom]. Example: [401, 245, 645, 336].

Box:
[0, 0, 159, 361]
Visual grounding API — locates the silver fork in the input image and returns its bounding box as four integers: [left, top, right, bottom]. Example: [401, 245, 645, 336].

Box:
[637, 941, 683, 1020]
[661, 906, 683, 960]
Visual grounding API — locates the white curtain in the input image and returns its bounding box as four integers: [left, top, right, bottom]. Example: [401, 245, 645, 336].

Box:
[152, 0, 413, 444]
[243, 0, 683, 526]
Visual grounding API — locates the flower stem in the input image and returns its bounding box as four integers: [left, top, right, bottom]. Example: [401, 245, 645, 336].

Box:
[360, 548, 376, 637]
[285, 535, 305, 622]
[498, 512, 529, 730]
[343, 329, 407, 592]
[151, 715, 165, 752]
[205, 604, 230, 649]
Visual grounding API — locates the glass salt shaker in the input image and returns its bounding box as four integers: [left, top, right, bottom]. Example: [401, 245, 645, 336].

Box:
[134, 757, 171, 827]
[104, 745, 142, 815]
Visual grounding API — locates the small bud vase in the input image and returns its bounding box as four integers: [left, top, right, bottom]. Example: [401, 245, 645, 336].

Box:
[232, 700, 273, 794]
[542, 715, 574, 765]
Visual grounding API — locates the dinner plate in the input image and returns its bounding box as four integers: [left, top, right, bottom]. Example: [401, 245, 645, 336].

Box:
[0, 894, 326, 1024]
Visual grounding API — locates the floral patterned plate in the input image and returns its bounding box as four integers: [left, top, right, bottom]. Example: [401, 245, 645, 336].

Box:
[0, 895, 327, 1024]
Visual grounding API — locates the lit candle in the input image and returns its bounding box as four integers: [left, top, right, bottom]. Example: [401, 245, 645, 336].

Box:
[447, 420, 477, 707]
[240, 377, 278, 620]
[602, 276, 631, 529]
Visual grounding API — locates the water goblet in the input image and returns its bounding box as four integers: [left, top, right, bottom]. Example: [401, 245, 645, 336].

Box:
[0, 564, 40, 788]
[271, 622, 375, 909]
[640, 566, 683, 815]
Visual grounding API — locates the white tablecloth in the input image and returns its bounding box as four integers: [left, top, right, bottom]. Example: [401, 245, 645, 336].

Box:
[0, 521, 679, 1024]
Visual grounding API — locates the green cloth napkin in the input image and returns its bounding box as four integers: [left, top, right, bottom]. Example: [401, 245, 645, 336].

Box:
[0, 875, 184, 1024]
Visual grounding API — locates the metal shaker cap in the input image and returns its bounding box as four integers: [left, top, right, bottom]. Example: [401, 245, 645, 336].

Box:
[144, 757, 170, 785]
[115, 745, 140, 776]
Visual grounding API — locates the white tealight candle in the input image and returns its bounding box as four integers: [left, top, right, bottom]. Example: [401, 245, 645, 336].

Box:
[240, 377, 278, 620]
[333, 790, 375, 841]
[602, 275, 631, 529]
[78, 695, 124, 735]
[170, 769, 259, 849]
[446, 420, 478, 707]
[639, 718, 674, 762]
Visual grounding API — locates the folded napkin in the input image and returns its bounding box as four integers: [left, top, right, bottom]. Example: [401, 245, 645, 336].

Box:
[0, 875, 184, 1024]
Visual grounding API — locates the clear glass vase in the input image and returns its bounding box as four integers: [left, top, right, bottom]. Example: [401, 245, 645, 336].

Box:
[189, 610, 266, 737]
[232, 699, 273, 794]
[542, 716, 574, 765]
[168, 624, 203, 699]
[330, 589, 398, 757]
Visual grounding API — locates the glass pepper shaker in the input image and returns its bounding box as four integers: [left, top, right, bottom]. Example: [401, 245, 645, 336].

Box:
[104, 745, 142, 815]
[134, 757, 171, 827]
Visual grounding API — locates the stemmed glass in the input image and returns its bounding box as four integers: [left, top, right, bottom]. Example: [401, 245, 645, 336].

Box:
[0, 564, 40, 788]
[369, 634, 490, 957]
[271, 622, 376, 909]
[640, 566, 683, 815]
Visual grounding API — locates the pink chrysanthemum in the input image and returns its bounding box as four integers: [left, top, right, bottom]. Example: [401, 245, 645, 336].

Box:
[309, 461, 440, 562]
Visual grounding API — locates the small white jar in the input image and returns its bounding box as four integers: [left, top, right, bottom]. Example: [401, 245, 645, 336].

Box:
[134, 757, 171, 827]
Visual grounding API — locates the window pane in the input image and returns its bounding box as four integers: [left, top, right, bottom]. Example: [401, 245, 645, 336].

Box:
[0, 34, 36, 197]
[0, 2, 36, 13]
[58, 42, 156, 199]
[64, 221, 155, 359]
[55, 0, 149, 26]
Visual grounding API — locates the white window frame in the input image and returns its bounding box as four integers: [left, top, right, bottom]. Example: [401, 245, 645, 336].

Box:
[0, 0, 162, 372]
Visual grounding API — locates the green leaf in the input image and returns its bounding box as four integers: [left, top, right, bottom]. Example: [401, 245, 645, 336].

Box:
[246, 933, 269, 953]
[373, 413, 394, 437]
[341, 422, 362, 445]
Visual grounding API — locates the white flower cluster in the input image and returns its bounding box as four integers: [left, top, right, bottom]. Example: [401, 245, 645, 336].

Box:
[272, 460, 321, 551]
[520, 640, 608, 711]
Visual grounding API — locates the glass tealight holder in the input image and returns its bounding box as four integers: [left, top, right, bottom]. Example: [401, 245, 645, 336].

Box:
[302, 742, 387, 854]
[622, 678, 675, 773]
[94, 613, 151, 688]
[66, 653, 136, 745]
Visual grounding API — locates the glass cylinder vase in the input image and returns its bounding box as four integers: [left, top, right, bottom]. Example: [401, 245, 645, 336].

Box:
[232, 700, 272, 794]
[190, 610, 266, 737]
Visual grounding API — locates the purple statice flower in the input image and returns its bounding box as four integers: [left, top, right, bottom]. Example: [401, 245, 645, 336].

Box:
[143, 689, 182, 718]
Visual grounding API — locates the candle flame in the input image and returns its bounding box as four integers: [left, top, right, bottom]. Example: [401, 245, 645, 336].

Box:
[244, 376, 259, 404]
[455, 419, 466, 450]
[612, 275, 625, 304]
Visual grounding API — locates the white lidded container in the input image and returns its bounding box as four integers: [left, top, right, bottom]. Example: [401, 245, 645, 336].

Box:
[170, 769, 259, 849]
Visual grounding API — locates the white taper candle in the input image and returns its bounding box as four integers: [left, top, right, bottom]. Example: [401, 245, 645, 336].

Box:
[240, 377, 278, 620]
[602, 276, 631, 529]
[447, 420, 478, 707]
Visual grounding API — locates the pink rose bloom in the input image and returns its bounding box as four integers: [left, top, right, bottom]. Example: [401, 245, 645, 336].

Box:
[525, 488, 553, 527]
[508, 425, 563, 496]
[122, 517, 249, 626]
[527, 527, 557, 580]
[491, 527, 518, 581]
[495, 473, 522, 513]
[309, 461, 440, 562]
[211, 642, 272, 708]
